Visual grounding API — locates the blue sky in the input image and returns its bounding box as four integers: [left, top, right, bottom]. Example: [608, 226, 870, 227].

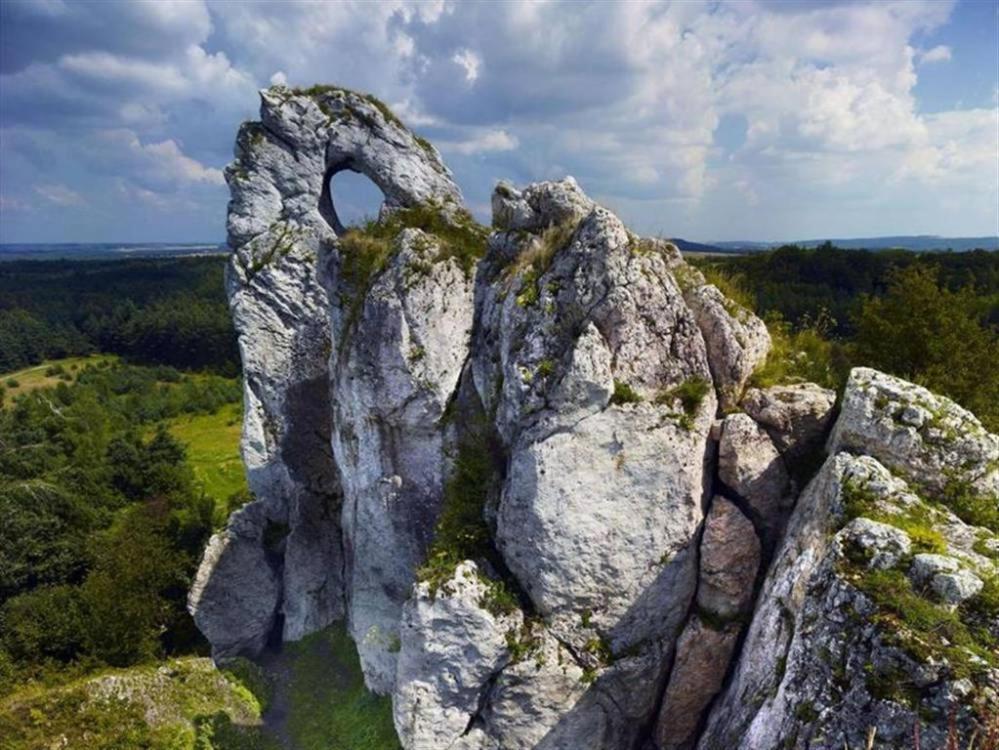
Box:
[1, 0, 996, 244]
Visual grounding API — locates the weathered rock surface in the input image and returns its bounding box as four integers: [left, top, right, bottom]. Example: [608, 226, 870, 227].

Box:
[685, 284, 771, 410]
[329, 228, 476, 692]
[699, 427, 998, 749]
[475, 189, 715, 658]
[718, 413, 790, 543]
[696, 496, 761, 620]
[655, 616, 741, 750]
[394, 562, 522, 749]
[909, 553, 984, 605]
[741, 382, 836, 463]
[828, 367, 999, 496]
[837, 517, 911, 570]
[188, 504, 280, 659]
[193, 85, 999, 750]
[191, 84, 467, 663]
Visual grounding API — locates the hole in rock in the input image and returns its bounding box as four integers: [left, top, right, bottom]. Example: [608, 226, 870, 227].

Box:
[320, 166, 385, 235]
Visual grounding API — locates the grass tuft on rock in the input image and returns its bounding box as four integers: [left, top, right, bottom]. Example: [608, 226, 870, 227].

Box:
[416, 420, 518, 616]
[841, 479, 947, 555]
[843, 567, 995, 681]
[610, 380, 642, 406]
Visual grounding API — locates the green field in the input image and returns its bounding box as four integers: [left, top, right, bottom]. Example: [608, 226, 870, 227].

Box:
[1, 354, 117, 398]
[164, 400, 248, 508]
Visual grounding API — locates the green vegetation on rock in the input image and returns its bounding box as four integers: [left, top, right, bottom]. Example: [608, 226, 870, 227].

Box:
[0, 657, 277, 750]
[417, 419, 518, 616]
[655, 377, 710, 428]
[337, 203, 489, 343]
[610, 380, 642, 405]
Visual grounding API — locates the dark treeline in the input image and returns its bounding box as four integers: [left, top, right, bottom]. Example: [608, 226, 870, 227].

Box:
[0, 257, 238, 374]
[702, 244, 999, 335]
[696, 244, 999, 431]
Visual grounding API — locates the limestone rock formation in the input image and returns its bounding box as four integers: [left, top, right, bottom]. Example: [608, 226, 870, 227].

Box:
[191, 84, 998, 750]
[718, 412, 790, 545]
[829, 367, 999, 496]
[699, 427, 998, 749]
[741, 382, 836, 463]
[685, 284, 771, 411]
[189, 84, 466, 662]
[696, 496, 761, 620]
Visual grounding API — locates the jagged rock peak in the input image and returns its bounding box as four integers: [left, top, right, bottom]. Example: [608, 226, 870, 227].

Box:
[226, 83, 463, 261]
[192, 85, 998, 750]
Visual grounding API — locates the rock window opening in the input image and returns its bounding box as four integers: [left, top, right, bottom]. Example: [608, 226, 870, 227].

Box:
[319, 164, 386, 235]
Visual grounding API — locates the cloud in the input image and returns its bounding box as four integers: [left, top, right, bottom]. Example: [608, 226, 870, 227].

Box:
[0, 0, 995, 242]
[34, 183, 85, 206]
[919, 45, 952, 64]
[95, 129, 225, 187]
[451, 48, 481, 83]
[440, 129, 518, 155]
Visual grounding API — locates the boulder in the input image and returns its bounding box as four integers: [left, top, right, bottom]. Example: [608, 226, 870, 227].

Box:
[685, 284, 771, 411]
[394, 562, 522, 750]
[828, 367, 999, 497]
[187, 504, 280, 660]
[491, 176, 595, 232]
[718, 413, 790, 541]
[838, 518, 912, 570]
[696, 496, 761, 620]
[655, 616, 742, 750]
[909, 554, 984, 605]
[741, 383, 836, 462]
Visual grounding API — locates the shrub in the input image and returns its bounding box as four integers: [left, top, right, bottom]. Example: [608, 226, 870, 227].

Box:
[0, 585, 87, 663]
[610, 380, 642, 405]
[852, 265, 999, 432]
[751, 309, 849, 391]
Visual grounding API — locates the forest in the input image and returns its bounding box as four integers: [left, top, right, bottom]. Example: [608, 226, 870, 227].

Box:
[0, 257, 239, 374]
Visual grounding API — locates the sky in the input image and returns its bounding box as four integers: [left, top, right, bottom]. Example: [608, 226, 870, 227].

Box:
[0, 0, 997, 244]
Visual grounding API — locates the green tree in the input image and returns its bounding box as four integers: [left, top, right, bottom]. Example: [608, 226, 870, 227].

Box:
[853, 265, 999, 431]
[0, 585, 87, 664]
[80, 503, 189, 666]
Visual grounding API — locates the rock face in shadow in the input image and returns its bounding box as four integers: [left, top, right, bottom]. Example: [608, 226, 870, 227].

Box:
[191, 84, 998, 750]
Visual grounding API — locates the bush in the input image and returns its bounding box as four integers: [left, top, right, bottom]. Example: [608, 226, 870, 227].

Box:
[751, 309, 849, 391]
[0, 585, 87, 663]
[852, 265, 998, 431]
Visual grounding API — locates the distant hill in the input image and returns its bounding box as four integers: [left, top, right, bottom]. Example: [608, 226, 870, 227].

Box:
[712, 236, 999, 252]
[668, 238, 736, 254]
[0, 242, 227, 261]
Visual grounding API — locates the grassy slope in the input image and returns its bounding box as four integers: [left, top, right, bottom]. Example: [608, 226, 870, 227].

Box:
[262, 625, 399, 750]
[0, 657, 277, 750]
[1, 355, 117, 398]
[164, 400, 248, 505]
